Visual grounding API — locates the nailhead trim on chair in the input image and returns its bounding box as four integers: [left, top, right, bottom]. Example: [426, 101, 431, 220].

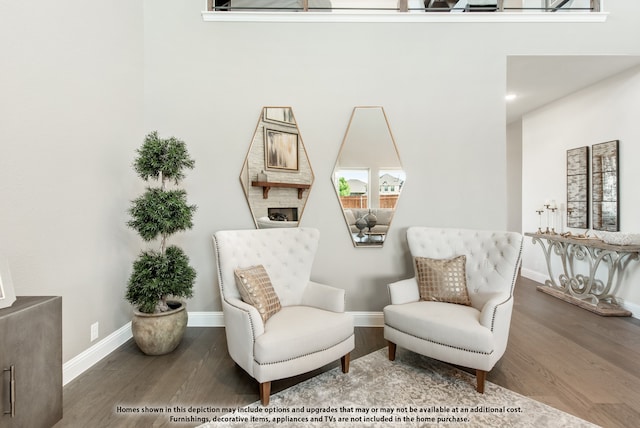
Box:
[213, 236, 258, 339]
[254, 333, 355, 366]
[487, 241, 523, 331]
[384, 325, 494, 356]
[488, 297, 511, 332]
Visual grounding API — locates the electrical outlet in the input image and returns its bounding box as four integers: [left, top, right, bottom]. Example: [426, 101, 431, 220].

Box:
[91, 322, 99, 342]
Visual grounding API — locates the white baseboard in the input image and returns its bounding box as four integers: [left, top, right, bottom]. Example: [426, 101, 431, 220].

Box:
[187, 311, 384, 327]
[618, 301, 640, 319]
[63, 322, 133, 385]
[187, 311, 225, 327]
[351, 311, 385, 327]
[63, 310, 384, 386]
[622, 300, 640, 319]
[520, 267, 547, 284]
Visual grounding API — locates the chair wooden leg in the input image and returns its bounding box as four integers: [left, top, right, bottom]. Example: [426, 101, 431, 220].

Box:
[341, 353, 350, 373]
[259, 381, 271, 406]
[387, 340, 396, 361]
[476, 369, 486, 393]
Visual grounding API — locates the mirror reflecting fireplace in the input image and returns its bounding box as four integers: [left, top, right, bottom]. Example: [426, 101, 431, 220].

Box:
[240, 107, 314, 229]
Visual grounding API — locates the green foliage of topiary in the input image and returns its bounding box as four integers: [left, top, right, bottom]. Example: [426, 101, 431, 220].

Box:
[134, 131, 195, 184]
[126, 247, 196, 314]
[126, 131, 197, 313]
[128, 188, 195, 242]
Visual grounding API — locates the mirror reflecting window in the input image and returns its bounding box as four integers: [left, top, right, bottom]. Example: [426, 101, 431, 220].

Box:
[592, 140, 619, 231]
[332, 107, 405, 247]
[240, 107, 314, 229]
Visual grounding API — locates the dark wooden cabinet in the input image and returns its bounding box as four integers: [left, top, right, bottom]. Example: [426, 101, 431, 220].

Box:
[1, 296, 62, 427]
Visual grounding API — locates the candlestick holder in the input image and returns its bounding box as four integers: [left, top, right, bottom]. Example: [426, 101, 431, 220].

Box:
[544, 204, 551, 233]
[549, 207, 558, 235]
[536, 209, 544, 234]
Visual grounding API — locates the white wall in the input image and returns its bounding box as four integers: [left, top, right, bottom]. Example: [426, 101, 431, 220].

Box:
[143, 0, 640, 315]
[143, 0, 514, 316]
[0, 1, 143, 361]
[3, 0, 640, 364]
[507, 119, 523, 232]
[521, 65, 640, 310]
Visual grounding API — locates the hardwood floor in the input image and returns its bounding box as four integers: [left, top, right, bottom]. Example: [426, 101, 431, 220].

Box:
[496, 277, 640, 427]
[54, 277, 640, 427]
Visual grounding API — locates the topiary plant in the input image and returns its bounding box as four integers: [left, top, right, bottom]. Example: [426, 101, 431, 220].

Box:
[126, 131, 197, 314]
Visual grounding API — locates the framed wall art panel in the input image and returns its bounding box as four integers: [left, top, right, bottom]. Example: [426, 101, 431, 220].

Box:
[264, 128, 299, 171]
[592, 140, 619, 231]
[566, 146, 589, 229]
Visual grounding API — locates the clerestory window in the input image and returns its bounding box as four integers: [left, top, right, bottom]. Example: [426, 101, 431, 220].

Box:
[208, 0, 601, 14]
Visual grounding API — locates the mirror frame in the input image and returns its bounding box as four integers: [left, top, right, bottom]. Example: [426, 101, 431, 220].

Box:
[591, 140, 619, 232]
[566, 146, 589, 229]
[332, 106, 405, 248]
[239, 106, 314, 229]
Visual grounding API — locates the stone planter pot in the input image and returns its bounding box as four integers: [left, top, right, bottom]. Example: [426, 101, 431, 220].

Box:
[131, 301, 188, 356]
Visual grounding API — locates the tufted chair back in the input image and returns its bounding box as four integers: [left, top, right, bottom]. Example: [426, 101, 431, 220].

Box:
[406, 226, 523, 311]
[213, 227, 319, 307]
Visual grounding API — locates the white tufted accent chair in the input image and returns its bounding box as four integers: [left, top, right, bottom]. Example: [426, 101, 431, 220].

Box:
[213, 227, 354, 405]
[384, 227, 523, 393]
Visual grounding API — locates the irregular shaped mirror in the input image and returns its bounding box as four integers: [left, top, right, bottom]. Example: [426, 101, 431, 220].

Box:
[592, 140, 619, 231]
[240, 107, 314, 228]
[332, 107, 405, 247]
[566, 146, 589, 229]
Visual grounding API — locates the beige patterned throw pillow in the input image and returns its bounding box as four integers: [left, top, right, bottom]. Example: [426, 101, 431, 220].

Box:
[415, 255, 472, 306]
[234, 265, 282, 323]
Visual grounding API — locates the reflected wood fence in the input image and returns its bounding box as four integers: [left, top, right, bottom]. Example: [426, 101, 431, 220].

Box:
[340, 194, 399, 209]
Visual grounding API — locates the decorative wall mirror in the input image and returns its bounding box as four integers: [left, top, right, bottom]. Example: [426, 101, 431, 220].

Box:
[592, 140, 619, 232]
[332, 106, 405, 247]
[239, 107, 314, 229]
[566, 146, 589, 229]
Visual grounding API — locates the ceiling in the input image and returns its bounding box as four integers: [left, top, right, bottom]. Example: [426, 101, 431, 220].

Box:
[506, 56, 640, 124]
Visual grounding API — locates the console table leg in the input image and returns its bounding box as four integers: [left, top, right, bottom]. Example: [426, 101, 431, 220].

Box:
[527, 233, 637, 317]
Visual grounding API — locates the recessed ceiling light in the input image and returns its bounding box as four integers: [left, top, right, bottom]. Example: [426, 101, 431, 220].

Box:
[505, 93, 517, 101]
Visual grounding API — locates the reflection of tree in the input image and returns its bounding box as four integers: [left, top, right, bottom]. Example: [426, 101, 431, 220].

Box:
[338, 177, 350, 196]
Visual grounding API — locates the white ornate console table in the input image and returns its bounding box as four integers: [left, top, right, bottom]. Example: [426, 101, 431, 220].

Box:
[525, 232, 639, 317]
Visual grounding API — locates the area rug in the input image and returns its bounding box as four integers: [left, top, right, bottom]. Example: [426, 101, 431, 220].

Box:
[198, 348, 597, 427]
